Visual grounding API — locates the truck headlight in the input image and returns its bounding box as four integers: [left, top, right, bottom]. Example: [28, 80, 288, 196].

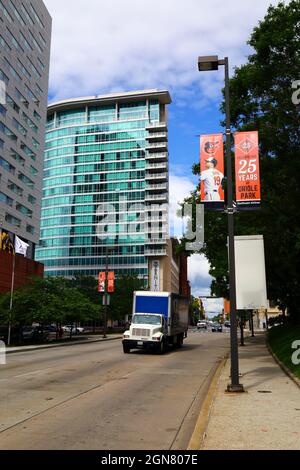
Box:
[123, 334, 130, 339]
[152, 336, 161, 341]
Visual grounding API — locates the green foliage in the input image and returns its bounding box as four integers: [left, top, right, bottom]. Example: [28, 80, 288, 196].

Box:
[0, 277, 100, 328]
[180, 1, 300, 321]
[268, 324, 300, 379]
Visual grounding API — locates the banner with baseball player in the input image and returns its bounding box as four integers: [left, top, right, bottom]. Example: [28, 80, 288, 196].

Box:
[200, 134, 225, 210]
[234, 131, 261, 208]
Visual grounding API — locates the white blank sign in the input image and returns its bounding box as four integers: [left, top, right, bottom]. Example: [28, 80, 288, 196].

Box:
[234, 235, 268, 310]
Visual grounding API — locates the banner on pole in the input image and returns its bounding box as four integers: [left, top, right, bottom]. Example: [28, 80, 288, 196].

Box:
[107, 272, 115, 293]
[235, 131, 261, 208]
[0, 230, 14, 254]
[200, 134, 225, 211]
[98, 272, 105, 292]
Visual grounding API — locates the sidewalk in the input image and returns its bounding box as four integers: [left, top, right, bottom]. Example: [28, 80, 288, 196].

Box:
[202, 332, 300, 450]
[6, 334, 122, 354]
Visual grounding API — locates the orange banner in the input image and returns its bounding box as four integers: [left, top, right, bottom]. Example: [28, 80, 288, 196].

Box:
[235, 131, 261, 206]
[107, 272, 115, 293]
[200, 134, 225, 203]
[98, 272, 105, 293]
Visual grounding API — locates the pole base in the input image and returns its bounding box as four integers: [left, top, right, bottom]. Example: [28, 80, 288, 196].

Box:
[226, 383, 245, 393]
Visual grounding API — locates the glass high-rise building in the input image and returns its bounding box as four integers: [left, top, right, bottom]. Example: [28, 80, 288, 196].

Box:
[0, 0, 51, 258]
[35, 90, 171, 282]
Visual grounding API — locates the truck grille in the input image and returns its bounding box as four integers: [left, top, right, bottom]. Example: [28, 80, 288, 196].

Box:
[132, 328, 150, 337]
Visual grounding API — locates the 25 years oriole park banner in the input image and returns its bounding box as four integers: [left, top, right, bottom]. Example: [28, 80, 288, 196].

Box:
[234, 131, 261, 208]
[200, 134, 225, 211]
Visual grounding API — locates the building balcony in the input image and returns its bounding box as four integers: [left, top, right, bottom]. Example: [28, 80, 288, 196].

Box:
[145, 152, 168, 161]
[146, 122, 167, 131]
[145, 172, 168, 181]
[145, 248, 167, 256]
[145, 193, 168, 203]
[145, 162, 168, 170]
[145, 141, 168, 151]
[146, 132, 167, 142]
[145, 237, 167, 245]
[145, 183, 168, 191]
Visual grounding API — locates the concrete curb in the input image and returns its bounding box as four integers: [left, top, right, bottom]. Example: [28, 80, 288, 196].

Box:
[266, 339, 300, 389]
[6, 335, 123, 355]
[187, 355, 228, 450]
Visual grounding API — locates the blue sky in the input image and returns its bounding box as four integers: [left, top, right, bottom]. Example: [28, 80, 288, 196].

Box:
[43, 0, 281, 299]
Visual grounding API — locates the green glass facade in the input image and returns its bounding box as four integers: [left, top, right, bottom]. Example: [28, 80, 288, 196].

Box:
[35, 91, 170, 279]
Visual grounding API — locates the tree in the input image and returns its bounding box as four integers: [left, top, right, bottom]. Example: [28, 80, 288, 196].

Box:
[108, 274, 145, 322]
[180, 1, 300, 322]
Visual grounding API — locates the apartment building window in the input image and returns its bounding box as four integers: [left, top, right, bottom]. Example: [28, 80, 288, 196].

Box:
[8, 180, 23, 196]
[0, 69, 9, 85]
[0, 191, 13, 207]
[15, 88, 29, 108]
[10, 149, 25, 166]
[4, 59, 22, 83]
[16, 202, 33, 217]
[0, 156, 15, 174]
[0, 34, 11, 53]
[0, 122, 17, 141]
[13, 118, 27, 137]
[26, 224, 35, 234]
[5, 213, 21, 227]
[28, 30, 43, 54]
[8, 0, 26, 27]
[29, 2, 45, 28]
[0, 1, 14, 23]
[6, 94, 20, 113]
[28, 194, 36, 205]
[6, 28, 24, 53]
[18, 171, 34, 188]
[20, 141, 36, 161]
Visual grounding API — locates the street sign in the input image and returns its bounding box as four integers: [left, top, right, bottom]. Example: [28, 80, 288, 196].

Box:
[234, 131, 261, 208]
[98, 272, 105, 292]
[107, 272, 115, 293]
[200, 133, 225, 211]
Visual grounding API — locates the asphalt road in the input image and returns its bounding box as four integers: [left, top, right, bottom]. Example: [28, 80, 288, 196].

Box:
[0, 331, 229, 450]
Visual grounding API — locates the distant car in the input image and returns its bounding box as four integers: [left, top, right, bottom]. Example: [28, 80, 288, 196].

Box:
[224, 321, 231, 328]
[197, 321, 207, 330]
[211, 324, 223, 332]
[62, 325, 85, 334]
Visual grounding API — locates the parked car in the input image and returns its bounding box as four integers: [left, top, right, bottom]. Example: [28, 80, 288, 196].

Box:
[21, 326, 49, 341]
[224, 321, 231, 328]
[197, 321, 207, 330]
[62, 325, 85, 334]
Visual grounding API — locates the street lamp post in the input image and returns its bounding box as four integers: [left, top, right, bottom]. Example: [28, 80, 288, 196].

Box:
[198, 55, 244, 392]
[103, 244, 109, 339]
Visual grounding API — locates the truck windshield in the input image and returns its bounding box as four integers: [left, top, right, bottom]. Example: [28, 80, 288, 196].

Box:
[132, 315, 162, 325]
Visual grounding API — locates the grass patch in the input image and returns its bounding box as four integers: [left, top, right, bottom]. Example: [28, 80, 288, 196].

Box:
[268, 324, 300, 380]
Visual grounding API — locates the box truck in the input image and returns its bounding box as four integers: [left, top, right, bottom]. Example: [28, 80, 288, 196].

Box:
[122, 291, 189, 354]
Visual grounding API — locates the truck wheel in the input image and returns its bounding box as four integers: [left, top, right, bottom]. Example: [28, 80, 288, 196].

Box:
[157, 340, 165, 355]
[177, 334, 183, 349]
[123, 345, 130, 354]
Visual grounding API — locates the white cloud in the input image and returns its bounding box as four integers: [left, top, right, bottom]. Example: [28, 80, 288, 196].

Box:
[169, 172, 196, 238]
[44, 0, 282, 103]
[188, 254, 212, 297]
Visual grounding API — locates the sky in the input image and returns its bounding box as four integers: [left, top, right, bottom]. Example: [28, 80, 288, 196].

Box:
[43, 0, 281, 300]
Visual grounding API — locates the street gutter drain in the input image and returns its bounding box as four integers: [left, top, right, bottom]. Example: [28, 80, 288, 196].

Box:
[257, 390, 272, 393]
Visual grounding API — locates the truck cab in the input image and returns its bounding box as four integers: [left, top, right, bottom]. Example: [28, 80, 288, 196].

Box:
[122, 291, 188, 354]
